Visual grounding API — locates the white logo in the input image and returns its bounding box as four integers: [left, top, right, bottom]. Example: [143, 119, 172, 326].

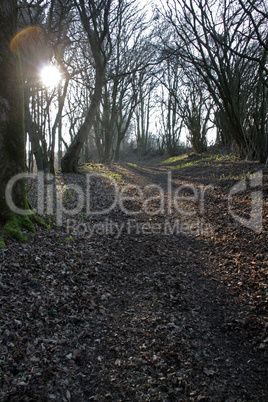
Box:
[228, 171, 263, 232]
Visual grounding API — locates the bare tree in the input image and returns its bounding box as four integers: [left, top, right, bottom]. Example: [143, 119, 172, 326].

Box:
[237, 0, 268, 56]
[156, 58, 184, 156]
[135, 77, 153, 156]
[18, 0, 73, 172]
[161, 0, 268, 161]
[84, 0, 156, 162]
[61, 0, 112, 172]
[183, 82, 212, 154]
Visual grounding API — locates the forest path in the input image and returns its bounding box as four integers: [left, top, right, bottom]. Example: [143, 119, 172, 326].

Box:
[72, 158, 267, 400]
[0, 157, 267, 400]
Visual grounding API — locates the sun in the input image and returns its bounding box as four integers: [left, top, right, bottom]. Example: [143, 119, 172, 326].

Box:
[40, 65, 62, 88]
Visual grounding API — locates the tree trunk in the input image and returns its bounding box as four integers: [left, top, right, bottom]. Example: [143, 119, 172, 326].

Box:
[0, 1, 27, 218]
[0, 0, 45, 248]
[114, 140, 121, 162]
[24, 87, 44, 171]
[61, 0, 112, 172]
[61, 66, 105, 173]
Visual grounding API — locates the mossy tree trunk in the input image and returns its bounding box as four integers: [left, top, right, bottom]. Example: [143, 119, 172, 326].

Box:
[0, 0, 45, 248]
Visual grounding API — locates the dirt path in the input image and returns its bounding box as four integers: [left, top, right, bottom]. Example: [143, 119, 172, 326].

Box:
[79, 160, 267, 400]
[0, 157, 267, 400]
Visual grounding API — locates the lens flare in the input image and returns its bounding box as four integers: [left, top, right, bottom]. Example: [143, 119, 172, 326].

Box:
[40, 65, 61, 88]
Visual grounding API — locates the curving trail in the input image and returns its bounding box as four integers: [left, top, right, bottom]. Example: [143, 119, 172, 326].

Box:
[0, 157, 267, 400]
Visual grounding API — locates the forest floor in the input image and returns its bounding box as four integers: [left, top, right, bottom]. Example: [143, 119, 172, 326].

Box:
[0, 153, 268, 401]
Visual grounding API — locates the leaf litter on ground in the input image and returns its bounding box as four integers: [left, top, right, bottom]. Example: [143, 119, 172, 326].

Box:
[0, 155, 267, 401]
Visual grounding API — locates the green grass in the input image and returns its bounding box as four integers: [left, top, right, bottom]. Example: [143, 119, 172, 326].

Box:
[105, 172, 122, 181]
[160, 153, 236, 166]
[172, 158, 209, 169]
[160, 154, 188, 164]
[167, 153, 240, 170]
[81, 163, 102, 172]
[81, 163, 122, 181]
[125, 162, 138, 168]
